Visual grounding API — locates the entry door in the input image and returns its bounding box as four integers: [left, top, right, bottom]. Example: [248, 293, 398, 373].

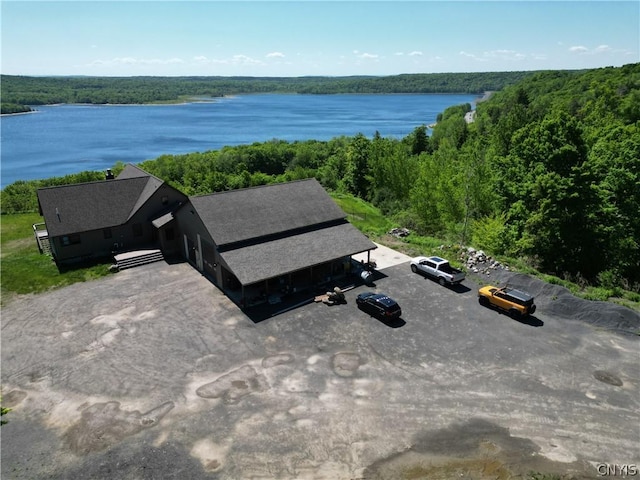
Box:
[201, 241, 216, 276]
[186, 237, 196, 264]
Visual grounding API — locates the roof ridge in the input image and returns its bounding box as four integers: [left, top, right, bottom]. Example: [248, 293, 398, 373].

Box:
[189, 177, 317, 199]
[36, 175, 144, 191]
[125, 175, 163, 222]
[117, 163, 165, 181]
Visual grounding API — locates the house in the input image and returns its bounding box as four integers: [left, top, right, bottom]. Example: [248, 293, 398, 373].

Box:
[36, 164, 187, 266]
[37, 166, 376, 308]
[174, 178, 376, 307]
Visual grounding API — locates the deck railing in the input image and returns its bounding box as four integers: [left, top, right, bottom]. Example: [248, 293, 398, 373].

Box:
[32, 223, 51, 254]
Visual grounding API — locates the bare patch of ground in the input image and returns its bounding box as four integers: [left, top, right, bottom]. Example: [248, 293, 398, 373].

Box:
[0, 237, 33, 257]
[363, 419, 597, 479]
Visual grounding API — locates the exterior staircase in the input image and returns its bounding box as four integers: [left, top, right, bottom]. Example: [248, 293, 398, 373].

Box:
[33, 223, 52, 256]
[39, 236, 52, 255]
[114, 249, 165, 270]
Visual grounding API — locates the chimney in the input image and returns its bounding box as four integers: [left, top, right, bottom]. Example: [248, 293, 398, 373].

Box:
[105, 169, 115, 180]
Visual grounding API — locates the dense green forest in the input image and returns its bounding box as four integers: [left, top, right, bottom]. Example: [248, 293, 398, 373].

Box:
[1, 71, 536, 112]
[0, 103, 32, 114]
[2, 63, 639, 292]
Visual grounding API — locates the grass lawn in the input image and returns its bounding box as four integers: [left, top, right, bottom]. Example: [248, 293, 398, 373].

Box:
[330, 192, 393, 235]
[1, 213, 113, 304]
[331, 192, 467, 267]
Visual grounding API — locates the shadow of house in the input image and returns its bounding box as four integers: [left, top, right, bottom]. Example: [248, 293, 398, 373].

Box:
[174, 178, 377, 308]
[36, 165, 187, 267]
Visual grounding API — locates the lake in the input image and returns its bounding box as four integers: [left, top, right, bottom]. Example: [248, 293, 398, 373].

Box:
[0, 93, 477, 188]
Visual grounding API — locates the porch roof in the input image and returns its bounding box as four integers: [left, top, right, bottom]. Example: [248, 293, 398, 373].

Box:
[219, 222, 376, 286]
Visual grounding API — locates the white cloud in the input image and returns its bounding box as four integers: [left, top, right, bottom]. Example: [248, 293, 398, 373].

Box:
[569, 45, 589, 53]
[394, 51, 422, 56]
[483, 49, 525, 60]
[266, 52, 285, 58]
[88, 57, 184, 67]
[117, 57, 137, 65]
[147, 58, 184, 65]
[460, 49, 532, 62]
[231, 54, 264, 66]
[356, 52, 378, 59]
[459, 51, 478, 59]
[569, 44, 618, 55]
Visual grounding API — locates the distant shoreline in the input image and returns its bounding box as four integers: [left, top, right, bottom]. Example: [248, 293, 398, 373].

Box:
[1, 97, 226, 116]
[428, 91, 492, 128]
[0, 110, 38, 117]
[477, 90, 495, 102]
[1, 92, 486, 116]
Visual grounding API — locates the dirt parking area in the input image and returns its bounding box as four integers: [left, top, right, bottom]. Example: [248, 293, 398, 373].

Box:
[1, 255, 639, 479]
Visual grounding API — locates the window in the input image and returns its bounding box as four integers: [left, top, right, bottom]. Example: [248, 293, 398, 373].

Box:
[133, 223, 143, 237]
[161, 195, 169, 205]
[61, 234, 81, 246]
[103, 228, 112, 239]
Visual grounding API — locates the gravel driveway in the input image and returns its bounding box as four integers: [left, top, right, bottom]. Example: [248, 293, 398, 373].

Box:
[1, 256, 638, 479]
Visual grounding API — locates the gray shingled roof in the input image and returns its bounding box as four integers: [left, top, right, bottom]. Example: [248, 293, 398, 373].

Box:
[219, 222, 376, 286]
[37, 174, 161, 237]
[189, 179, 347, 247]
[117, 163, 157, 180]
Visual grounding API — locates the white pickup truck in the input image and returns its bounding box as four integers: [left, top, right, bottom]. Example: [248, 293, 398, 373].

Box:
[410, 256, 466, 286]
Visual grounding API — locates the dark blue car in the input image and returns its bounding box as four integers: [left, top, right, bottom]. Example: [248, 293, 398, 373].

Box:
[356, 292, 402, 320]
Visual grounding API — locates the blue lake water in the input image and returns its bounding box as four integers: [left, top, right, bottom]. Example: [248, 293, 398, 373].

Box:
[0, 93, 477, 188]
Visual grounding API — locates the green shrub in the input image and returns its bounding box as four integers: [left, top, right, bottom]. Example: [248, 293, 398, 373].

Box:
[471, 213, 507, 254]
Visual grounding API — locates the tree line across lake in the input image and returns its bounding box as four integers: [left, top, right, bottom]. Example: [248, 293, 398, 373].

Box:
[1, 71, 535, 112]
[2, 63, 639, 292]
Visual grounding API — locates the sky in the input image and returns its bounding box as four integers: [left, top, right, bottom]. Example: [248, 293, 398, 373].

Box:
[1, 1, 638, 77]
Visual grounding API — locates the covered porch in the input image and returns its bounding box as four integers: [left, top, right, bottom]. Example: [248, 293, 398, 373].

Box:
[218, 222, 377, 309]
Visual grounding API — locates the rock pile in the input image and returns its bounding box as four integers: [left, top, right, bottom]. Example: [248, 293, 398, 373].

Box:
[461, 247, 511, 276]
[388, 227, 411, 238]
